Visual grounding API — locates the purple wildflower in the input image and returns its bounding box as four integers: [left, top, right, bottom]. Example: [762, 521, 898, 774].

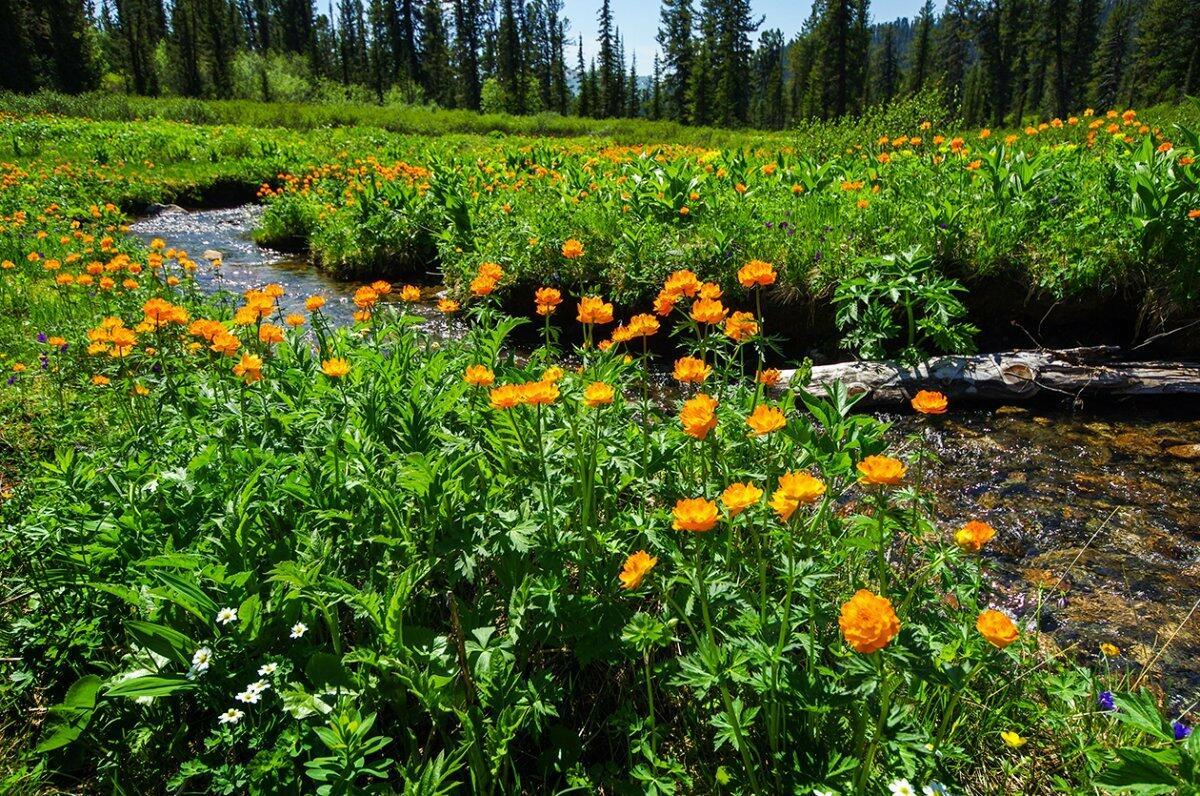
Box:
[1174, 721, 1192, 741]
[37, 332, 47, 343]
[1098, 691, 1116, 712]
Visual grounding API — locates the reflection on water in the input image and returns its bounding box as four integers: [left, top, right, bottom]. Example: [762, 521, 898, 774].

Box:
[130, 205, 464, 338]
[133, 205, 1200, 698]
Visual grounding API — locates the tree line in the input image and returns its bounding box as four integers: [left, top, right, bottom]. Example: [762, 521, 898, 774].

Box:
[1, 0, 1196, 129]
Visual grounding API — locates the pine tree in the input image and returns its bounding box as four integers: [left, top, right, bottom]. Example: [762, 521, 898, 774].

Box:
[597, 0, 618, 116]
[872, 23, 899, 107]
[576, 36, 591, 115]
[656, 0, 694, 122]
[905, 0, 934, 95]
[935, 0, 972, 108]
[650, 52, 663, 119]
[628, 52, 640, 117]
[752, 28, 786, 127]
[810, 0, 870, 118]
[497, 0, 524, 111]
[453, 0, 482, 108]
[420, 0, 453, 105]
[1131, 0, 1200, 105]
[1088, 0, 1133, 109]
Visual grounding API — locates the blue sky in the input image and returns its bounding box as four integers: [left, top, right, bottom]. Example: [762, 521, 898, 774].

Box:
[567, 0, 945, 69]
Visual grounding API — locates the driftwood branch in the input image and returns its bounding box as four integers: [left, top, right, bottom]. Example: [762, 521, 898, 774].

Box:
[782, 346, 1200, 405]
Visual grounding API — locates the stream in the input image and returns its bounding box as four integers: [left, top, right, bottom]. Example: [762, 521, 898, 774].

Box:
[131, 205, 1200, 704]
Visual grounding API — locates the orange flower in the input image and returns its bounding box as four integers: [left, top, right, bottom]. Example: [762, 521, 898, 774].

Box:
[91, 374, 110, 386]
[911, 390, 948, 415]
[955, 520, 996, 553]
[489, 384, 523, 410]
[977, 609, 1019, 649]
[673, 356, 712, 384]
[353, 286, 379, 309]
[477, 262, 503, 281]
[562, 238, 585, 259]
[770, 471, 826, 521]
[619, 550, 658, 590]
[305, 295, 326, 312]
[663, 269, 702, 298]
[857, 455, 907, 486]
[233, 353, 264, 384]
[535, 287, 562, 315]
[370, 280, 392, 295]
[438, 298, 460, 314]
[721, 482, 763, 517]
[839, 589, 900, 654]
[628, 313, 660, 338]
[321, 358, 350, 378]
[464, 364, 495, 387]
[1189, 209, 1200, 220]
[285, 313, 305, 327]
[679, 393, 718, 440]
[520, 380, 559, 405]
[738, 259, 777, 288]
[258, 323, 285, 344]
[583, 382, 615, 407]
[672, 497, 720, 532]
[746, 404, 786, 436]
[690, 298, 728, 325]
[724, 311, 758, 342]
[653, 290, 678, 316]
[210, 331, 240, 357]
[400, 284, 421, 302]
[577, 296, 614, 325]
[757, 369, 782, 387]
[471, 272, 498, 296]
[699, 282, 722, 300]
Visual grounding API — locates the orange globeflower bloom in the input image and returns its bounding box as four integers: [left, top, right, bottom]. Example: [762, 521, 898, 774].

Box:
[285, 313, 306, 327]
[233, 353, 264, 384]
[977, 610, 1019, 649]
[370, 280, 392, 295]
[353, 310, 372, 323]
[400, 284, 421, 302]
[489, 384, 523, 410]
[91, 374, 110, 386]
[1189, 209, 1200, 220]
[857, 455, 907, 486]
[321, 358, 351, 378]
[535, 287, 562, 315]
[619, 550, 658, 590]
[305, 295, 326, 312]
[672, 498, 720, 532]
[464, 364, 495, 387]
[562, 238, 585, 259]
[721, 482, 763, 517]
[770, 471, 826, 521]
[477, 262, 503, 281]
[690, 298, 728, 325]
[258, 323, 285, 344]
[738, 259, 777, 288]
[576, 296, 614, 325]
[520, 380, 559, 405]
[628, 313, 660, 338]
[699, 282, 722, 300]
[725, 311, 758, 342]
[583, 381, 615, 407]
[839, 589, 900, 653]
[653, 289, 678, 317]
[673, 356, 712, 384]
[663, 269, 702, 299]
[955, 519, 997, 553]
[758, 369, 782, 387]
[211, 331, 240, 357]
[911, 389, 948, 414]
[438, 298, 460, 314]
[470, 274, 498, 296]
[353, 286, 380, 309]
[679, 393, 718, 439]
[746, 404, 787, 436]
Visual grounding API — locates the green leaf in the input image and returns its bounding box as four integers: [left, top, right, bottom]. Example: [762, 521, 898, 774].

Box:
[1095, 747, 1181, 793]
[35, 675, 102, 753]
[126, 620, 197, 668]
[106, 675, 196, 699]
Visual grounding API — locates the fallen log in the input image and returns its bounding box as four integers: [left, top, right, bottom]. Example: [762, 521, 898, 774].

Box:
[783, 346, 1200, 405]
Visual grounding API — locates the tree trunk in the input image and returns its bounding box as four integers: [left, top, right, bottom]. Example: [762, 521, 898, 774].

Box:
[781, 347, 1200, 405]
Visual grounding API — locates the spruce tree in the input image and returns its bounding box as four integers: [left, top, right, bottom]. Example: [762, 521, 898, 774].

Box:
[905, 0, 934, 95]
[1088, 0, 1133, 109]
[656, 0, 694, 122]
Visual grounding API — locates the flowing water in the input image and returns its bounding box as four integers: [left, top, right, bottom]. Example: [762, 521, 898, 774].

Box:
[131, 206, 1200, 703]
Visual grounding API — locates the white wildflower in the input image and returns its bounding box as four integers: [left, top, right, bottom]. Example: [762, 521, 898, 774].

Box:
[290, 622, 308, 639]
[235, 690, 260, 704]
[191, 647, 213, 673]
[218, 708, 244, 725]
[216, 607, 238, 625]
[257, 662, 278, 676]
[246, 679, 270, 696]
[889, 781, 916, 796]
